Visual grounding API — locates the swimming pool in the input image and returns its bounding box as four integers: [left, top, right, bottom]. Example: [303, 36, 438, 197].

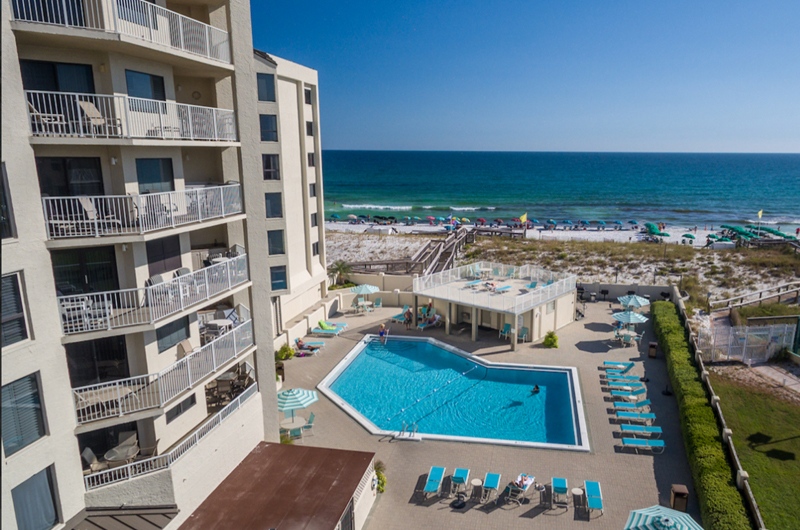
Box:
[318, 336, 589, 451]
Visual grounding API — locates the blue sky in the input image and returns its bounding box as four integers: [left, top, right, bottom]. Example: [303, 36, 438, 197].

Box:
[251, 1, 800, 152]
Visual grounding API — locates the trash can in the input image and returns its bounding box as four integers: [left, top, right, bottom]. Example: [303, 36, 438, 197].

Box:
[649, 342, 658, 358]
[589, 292, 597, 303]
[671, 484, 689, 512]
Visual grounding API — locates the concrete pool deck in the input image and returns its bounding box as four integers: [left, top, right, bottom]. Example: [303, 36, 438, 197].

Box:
[281, 301, 701, 530]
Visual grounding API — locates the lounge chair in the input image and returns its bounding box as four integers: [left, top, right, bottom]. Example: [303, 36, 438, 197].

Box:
[423, 466, 446, 499]
[481, 472, 501, 503]
[551, 477, 568, 508]
[605, 374, 640, 381]
[417, 315, 442, 330]
[526, 281, 538, 289]
[302, 412, 315, 436]
[499, 323, 511, 339]
[620, 424, 662, 438]
[392, 305, 410, 321]
[465, 280, 482, 289]
[495, 285, 511, 293]
[78, 100, 122, 136]
[318, 321, 344, 332]
[311, 327, 340, 337]
[81, 447, 109, 474]
[603, 361, 632, 367]
[615, 411, 656, 424]
[610, 388, 647, 400]
[613, 399, 651, 411]
[607, 364, 635, 375]
[607, 381, 643, 389]
[295, 338, 325, 350]
[374, 297, 382, 309]
[506, 474, 534, 506]
[546, 279, 554, 286]
[519, 327, 529, 342]
[323, 321, 347, 329]
[621, 437, 665, 454]
[584, 480, 604, 515]
[450, 468, 470, 497]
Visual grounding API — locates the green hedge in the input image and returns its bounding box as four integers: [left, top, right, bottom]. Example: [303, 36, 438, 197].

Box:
[651, 301, 752, 530]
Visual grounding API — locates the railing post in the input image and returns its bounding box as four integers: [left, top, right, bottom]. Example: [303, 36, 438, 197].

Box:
[187, 104, 194, 139]
[186, 356, 193, 388]
[211, 340, 218, 371]
[205, 25, 211, 58]
[146, 287, 154, 323]
[168, 192, 176, 227]
[104, 292, 112, 331]
[123, 95, 131, 138]
[220, 187, 226, 217]
[115, 382, 122, 417]
[195, 189, 202, 221]
[226, 261, 232, 290]
[147, 2, 154, 43]
[212, 108, 218, 141]
[178, 15, 185, 52]
[158, 100, 165, 139]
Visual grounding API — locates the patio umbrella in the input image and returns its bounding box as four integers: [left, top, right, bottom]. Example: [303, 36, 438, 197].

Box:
[612, 311, 649, 324]
[277, 388, 319, 419]
[618, 295, 650, 309]
[682, 234, 696, 239]
[624, 505, 704, 530]
[628, 220, 638, 224]
[350, 284, 379, 295]
[330, 214, 340, 219]
[347, 214, 357, 219]
[436, 217, 445, 221]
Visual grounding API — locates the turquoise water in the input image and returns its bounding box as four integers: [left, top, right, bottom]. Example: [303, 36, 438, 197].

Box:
[329, 339, 578, 445]
[323, 151, 800, 229]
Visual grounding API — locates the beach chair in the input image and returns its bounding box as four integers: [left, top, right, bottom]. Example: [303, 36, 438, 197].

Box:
[311, 327, 340, 337]
[607, 381, 644, 390]
[465, 280, 482, 289]
[495, 286, 511, 293]
[613, 399, 651, 411]
[607, 363, 635, 375]
[584, 481, 604, 516]
[621, 438, 665, 454]
[302, 412, 315, 436]
[546, 279, 554, 286]
[78, 100, 122, 136]
[603, 361, 632, 367]
[499, 323, 511, 339]
[519, 327, 529, 342]
[605, 374, 640, 381]
[350, 299, 360, 313]
[551, 477, 568, 508]
[295, 338, 325, 350]
[481, 473, 501, 503]
[417, 315, 442, 330]
[318, 321, 342, 332]
[422, 466, 446, 499]
[505, 269, 515, 279]
[615, 411, 656, 424]
[374, 297, 382, 309]
[419, 306, 428, 318]
[610, 387, 647, 400]
[620, 424, 662, 438]
[492, 267, 500, 277]
[506, 474, 534, 506]
[622, 334, 633, 347]
[450, 468, 470, 497]
[322, 321, 347, 329]
[392, 305, 410, 322]
[526, 281, 538, 289]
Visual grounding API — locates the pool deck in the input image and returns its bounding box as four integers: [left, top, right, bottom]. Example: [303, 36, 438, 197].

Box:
[283, 301, 701, 530]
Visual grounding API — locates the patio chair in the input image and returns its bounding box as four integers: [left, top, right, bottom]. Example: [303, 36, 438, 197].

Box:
[495, 286, 511, 293]
[216, 380, 233, 401]
[118, 431, 138, 447]
[481, 472, 502, 503]
[311, 327, 340, 337]
[526, 281, 538, 289]
[519, 327, 529, 342]
[417, 315, 442, 331]
[77, 197, 123, 232]
[620, 425, 662, 438]
[604, 374, 640, 381]
[374, 297, 382, 309]
[613, 399, 651, 411]
[391, 305, 410, 321]
[302, 412, 315, 436]
[77, 100, 122, 136]
[322, 321, 347, 329]
[499, 323, 511, 339]
[422, 466, 446, 499]
[610, 387, 647, 401]
[622, 334, 633, 347]
[27, 101, 67, 134]
[465, 280, 482, 289]
[615, 411, 656, 424]
[350, 298, 360, 313]
[603, 361, 632, 367]
[607, 363, 635, 375]
[81, 447, 109, 474]
[289, 427, 304, 443]
[506, 474, 534, 506]
[450, 468, 470, 497]
[551, 477, 568, 508]
[584, 481, 604, 515]
[621, 437, 665, 454]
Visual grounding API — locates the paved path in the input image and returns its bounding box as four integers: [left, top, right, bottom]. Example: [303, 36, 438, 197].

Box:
[752, 364, 800, 395]
[282, 302, 700, 530]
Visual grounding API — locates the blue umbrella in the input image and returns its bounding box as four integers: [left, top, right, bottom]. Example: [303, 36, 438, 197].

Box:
[580, 220, 590, 225]
[358, 214, 368, 218]
[613, 220, 623, 225]
[436, 217, 445, 221]
[330, 214, 340, 219]
[618, 295, 650, 309]
[595, 220, 606, 225]
[612, 311, 649, 324]
[529, 219, 540, 224]
[624, 505, 704, 530]
[546, 219, 557, 225]
[628, 220, 638, 225]
[277, 388, 319, 419]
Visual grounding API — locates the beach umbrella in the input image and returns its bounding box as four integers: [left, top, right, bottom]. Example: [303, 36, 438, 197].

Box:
[413, 216, 421, 220]
[494, 218, 504, 223]
[330, 214, 340, 219]
[720, 224, 736, 230]
[613, 220, 623, 225]
[402, 216, 410, 220]
[277, 388, 318, 419]
[660, 233, 671, 237]
[628, 220, 638, 224]
[612, 311, 649, 324]
[350, 284, 379, 302]
[358, 215, 368, 218]
[580, 220, 590, 225]
[347, 214, 357, 219]
[546, 219, 557, 225]
[477, 218, 486, 223]
[618, 295, 650, 309]
[594, 220, 606, 225]
[387, 216, 396, 220]
[462, 218, 470, 222]
[624, 505, 704, 530]
[426, 216, 435, 220]
[436, 217, 445, 221]
[719, 237, 731, 242]
[529, 219, 540, 224]
[562, 220, 572, 224]
[512, 218, 521, 222]
[682, 234, 696, 239]
[707, 234, 719, 239]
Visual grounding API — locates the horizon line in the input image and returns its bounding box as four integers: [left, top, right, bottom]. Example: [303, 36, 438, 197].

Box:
[320, 149, 800, 155]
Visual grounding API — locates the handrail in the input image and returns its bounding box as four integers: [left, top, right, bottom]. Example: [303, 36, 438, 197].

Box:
[73, 319, 254, 424]
[57, 254, 249, 335]
[42, 184, 242, 239]
[10, 0, 231, 63]
[25, 90, 237, 141]
[710, 281, 800, 312]
[83, 382, 258, 490]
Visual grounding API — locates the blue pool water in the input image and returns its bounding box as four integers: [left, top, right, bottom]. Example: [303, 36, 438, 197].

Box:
[328, 338, 580, 446]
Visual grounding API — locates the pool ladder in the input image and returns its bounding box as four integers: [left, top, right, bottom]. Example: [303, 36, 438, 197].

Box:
[396, 421, 421, 441]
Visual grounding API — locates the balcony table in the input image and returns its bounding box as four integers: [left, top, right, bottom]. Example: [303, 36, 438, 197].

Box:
[279, 417, 307, 429]
[104, 444, 139, 464]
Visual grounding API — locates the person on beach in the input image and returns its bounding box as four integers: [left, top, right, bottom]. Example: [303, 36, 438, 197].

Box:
[404, 308, 413, 330]
[379, 323, 387, 344]
[296, 339, 320, 352]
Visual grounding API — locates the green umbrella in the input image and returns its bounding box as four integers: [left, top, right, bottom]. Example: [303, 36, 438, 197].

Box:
[612, 311, 649, 324]
[659, 233, 671, 237]
[720, 224, 736, 230]
[277, 388, 319, 418]
[624, 505, 704, 530]
[681, 234, 695, 239]
[707, 234, 719, 239]
[719, 237, 731, 242]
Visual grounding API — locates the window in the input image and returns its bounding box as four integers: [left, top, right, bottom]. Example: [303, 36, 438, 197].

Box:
[20, 60, 95, 93]
[312, 242, 319, 256]
[307, 153, 315, 167]
[125, 70, 165, 100]
[257, 73, 276, 102]
[306, 121, 314, 136]
[546, 301, 555, 314]
[51, 246, 118, 296]
[259, 115, 278, 142]
[309, 183, 317, 197]
[267, 230, 285, 255]
[156, 317, 190, 353]
[2, 373, 46, 456]
[66, 337, 128, 388]
[264, 193, 282, 218]
[146, 235, 181, 277]
[304, 88, 312, 105]
[270, 266, 287, 291]
[310, 213, 318, 227]
[165, 394, 196, 424]
[262, 154, 280, 180]
[2, 274, 29, 348]
[136, 158, 174, 194]
[11, 466, 59, 530]
[2, 163, 16, 239]
[36, 157, 103, 197]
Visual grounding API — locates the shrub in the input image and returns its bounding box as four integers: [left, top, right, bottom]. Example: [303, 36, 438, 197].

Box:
[374, 459, 387, 493]
[275, 343, 294, 361]
[651, 302, 751, 530]
[543, 331, 558, 348]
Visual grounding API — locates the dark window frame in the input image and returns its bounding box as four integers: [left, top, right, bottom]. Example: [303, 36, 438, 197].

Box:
[267, 230, 285, 256]
[312, 242, 319, 256]
[165, 393, 196, 423]
[307, 153, 315, 167]
[146, 235, 181, 277]
[2, 273, 29, 348]
[264, 193, 282, 219]
[156, 316, 190, 353]
[136, 158, 175, 194]
[259, 114, 278, 142]
[310, 213, 318, 227]
[11, 465, 59, 530]
[309, 183, 317, 198]
[256, 73, 276, 102]
[304, 88, 312, 105]
[36, 157, 104, 198]
[20, 59, 95, 94]
[125, 69, 166, 114]
[262, 154, 280, 180]
[2, 372, 46, 456]
[270, 265, 287, 291]
[1, 163, 16, 239]
[306, 121, 313, 136]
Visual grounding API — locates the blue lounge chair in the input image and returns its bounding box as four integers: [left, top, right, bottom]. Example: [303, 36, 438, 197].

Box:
[495, 286, 511, 293]
[450, 468, 470, 496]
[374, 297, 382, 309]
[423, 466, 446, 499]
[610, 388, 647, 400]
[552, 477, 568, 508]
[622, 437, 665, 454]
[615, 411, 656, 423]
[607, 381, 643, 389]
[605, 374, 640, 381]
[546, 279, 554, 286]
[295, 338, 325, 349]
[481, 472, 501, 503]
[391, 305, 410, 322]
[519, 327, 529, 342]
[322, 321, 347, 329]
[620, 424, 662, 437]
[526, 281, 538, 289]
[613, 399, 651, 411]
[465, 280, 482, 288]
[499, 323, 511, 339]
[607, 364, 635, 375]
[418, 315, 442, 330]
[603, 361, 632, 367]
[506, 473, 534, 506]
[585, 481, 604, 515]
[311, 327, 340, 337]
[302, 412, 315, 436]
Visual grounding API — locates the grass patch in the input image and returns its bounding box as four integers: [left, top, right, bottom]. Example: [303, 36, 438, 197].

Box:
[736, 303, 800, 321]
[708, 373, 800, 530]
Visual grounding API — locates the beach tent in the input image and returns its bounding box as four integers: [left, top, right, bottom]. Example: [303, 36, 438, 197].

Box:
[612, 311, 649, 324]
[624, 505, 703, 530]
[277, 388, 318, 419]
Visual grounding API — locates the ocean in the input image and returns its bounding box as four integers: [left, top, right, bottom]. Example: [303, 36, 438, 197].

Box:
[322, 151, 800, 230]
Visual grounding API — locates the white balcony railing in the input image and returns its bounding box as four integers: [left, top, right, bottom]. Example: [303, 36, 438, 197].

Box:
[10, 0, 231, 63]
[42, 185, 242, 239]
[84, 382, 258, 490]
[26, 90, 237, 141]
[73, 319, 254, 424]
[58, 254, 249, 335]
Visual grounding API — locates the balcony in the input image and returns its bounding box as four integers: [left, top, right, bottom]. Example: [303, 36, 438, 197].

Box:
[26, 90, 237, 142]
[73, 320, 254, 424]
[42, 185, 242, 240]
[58, 254, 249, 335]
[83, 381, 258, 490]
[10, 0, 231, 64]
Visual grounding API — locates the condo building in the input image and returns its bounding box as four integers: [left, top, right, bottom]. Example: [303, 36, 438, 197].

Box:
[1, 0, 374, 528]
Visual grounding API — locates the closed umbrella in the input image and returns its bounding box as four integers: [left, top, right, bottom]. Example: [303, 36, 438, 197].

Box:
[277, 388, 318, 419]
[682, 234, 696, 239]
[612, 311, 649, 324]
[624, 505, 704, 530]
[618, 295, 650, 309]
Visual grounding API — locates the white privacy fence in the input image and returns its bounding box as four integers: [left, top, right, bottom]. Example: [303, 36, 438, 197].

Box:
[84, 382, 258, 490]
[25, 90, 237, 141]
[58, 254, 249, 335]
[42, 185, 242, 239]
[697, 323, 796, 363]
[11, 0, 231, 63]
[413, 261, 577, 314]
[73, 320, 253, 424]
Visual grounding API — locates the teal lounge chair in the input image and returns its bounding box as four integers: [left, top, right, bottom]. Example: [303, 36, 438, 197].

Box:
[603, 361, 632, 367]
[613, 399, 651, 411]
[418, 315, 442, 330]
[374, 297, 382, 309]
[607, 364, 635, 375]
[465, 280, 482, 288]
[392, 305, 410, 322]
[499, 323, 511, 339]
[526, 281, 538, 289]
[615, 411, 656, 424]
[605, 374, 640, 381]
[607, 381, 643, 389]
[481, 472, 501, 503]
[546, 279, 554, 286]
[322, 321, 348, 329]
[506, 473, 534, 506]
[551, 477, 568, 508]
[620, 424, 662, 438]
[450, 468, 470, 496]
[423, 466, 446, 499]
[295, 338, 325, 349]
[495, 285, 511, 293]
[519, 327, 529, 342]
[585, 481, 604, 515]
[610, 388, 647, 400]
[311, 327, 340, 337]
[622, 437, 665, 454]
[302, 412, 315, 436]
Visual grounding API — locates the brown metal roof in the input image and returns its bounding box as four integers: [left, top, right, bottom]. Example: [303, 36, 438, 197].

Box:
[65, 506, 179, 530]
[180, 442, 374, 530]
[253, 48, 278, 65]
